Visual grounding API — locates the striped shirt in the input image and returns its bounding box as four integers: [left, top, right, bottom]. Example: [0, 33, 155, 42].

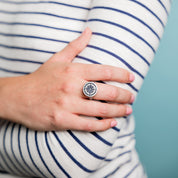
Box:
[0, 0, 171, 177]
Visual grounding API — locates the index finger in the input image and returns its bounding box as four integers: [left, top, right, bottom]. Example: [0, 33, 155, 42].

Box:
[52, 27, 92, 63]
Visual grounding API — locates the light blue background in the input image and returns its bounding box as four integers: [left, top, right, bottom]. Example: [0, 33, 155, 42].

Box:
[133, 1, 178, 178]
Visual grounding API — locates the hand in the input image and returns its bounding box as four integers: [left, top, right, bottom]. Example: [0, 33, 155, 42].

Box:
[0, 27, 135, 132]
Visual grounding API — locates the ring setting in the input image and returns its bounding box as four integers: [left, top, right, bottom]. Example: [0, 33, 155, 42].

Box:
[83, 82, 98, 99]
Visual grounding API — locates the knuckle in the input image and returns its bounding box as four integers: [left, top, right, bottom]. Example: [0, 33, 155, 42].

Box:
[50, 111, 65, 129]
[60, 81, 73, 94]
[64, 65, 76, 75]
[99, 104, 109, 116]
[107, 87, 118, 101]
[123, 91, 132, 103]
[56, 96, 69, 108]
[117, 89, 131, 103]
[68, 41, 81, 53]
[119, 105, 127, 116]
[103, 68, 112, 80]
[122, 70, 130, 82]
[98, 120, 110, 131]
[101, 121, 110, 131]
[84, 122, 93, 132]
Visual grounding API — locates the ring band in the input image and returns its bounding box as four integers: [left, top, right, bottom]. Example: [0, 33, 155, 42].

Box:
[83, 82, 98, 99]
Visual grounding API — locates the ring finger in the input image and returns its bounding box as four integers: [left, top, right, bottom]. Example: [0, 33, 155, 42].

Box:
[81, 82, 134, 104]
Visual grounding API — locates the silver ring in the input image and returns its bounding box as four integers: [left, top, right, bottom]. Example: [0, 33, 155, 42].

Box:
[83, 82, 98, 99]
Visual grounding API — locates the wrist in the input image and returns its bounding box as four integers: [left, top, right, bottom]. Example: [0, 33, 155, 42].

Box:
[0, 75, 27, 122]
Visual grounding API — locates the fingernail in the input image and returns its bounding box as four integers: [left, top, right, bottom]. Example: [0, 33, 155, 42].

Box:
[126, 106, 132, 115]
[129, 73, 135, 82]
[111, 120, 117, 127]
[130, 95, 135, 103]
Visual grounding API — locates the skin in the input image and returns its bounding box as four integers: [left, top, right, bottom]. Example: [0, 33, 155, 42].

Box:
[0, 27, 135, 132]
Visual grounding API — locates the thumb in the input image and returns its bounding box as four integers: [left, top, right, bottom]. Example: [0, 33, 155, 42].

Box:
[51, 27, 92, 63]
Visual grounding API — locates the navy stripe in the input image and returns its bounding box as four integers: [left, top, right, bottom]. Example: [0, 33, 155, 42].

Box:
[111, 145, 124, 150]
[124, 162, 140, 178]
[0, 0, 90, 10]
[0, 32, 148, 76]
[67, 130, 105, 160]
[0, 42, 144, 80]
[77, 55, 101, 64]
[0, 43, 54, 54]
[0, 149, 14, 173]
[0, 163, 4, 170]
[3, 122, 22, 174]
[45, 132, 71, 178]
[111, 137, 135, 151]
[0, 55, 43, 65]
[0, 170, 7, 173]
[26, 128, 46, 178]
[88, 44, 144, 79]
[104, 159, 131, 178]
[0, 123, 10, 172]
[93, 32, 150, 66]
[15, 128, 39, 175]
[0, 10, 87, 22]
[127, 83, 138, 92]
[0, 32, 69, 44]
[112, 126, 120, 132]
[0, 21, 81, 34]
[0, 31, 150, 66]
[0, 33, 69, 44]
[88, 19, 156, 53]
[10, 124, 34, 175]
[0, 123, 14, 173]
[105, 150, 131, 162]
[18, 126, 37, 176]
[91, 132, 112, 146]
[117, 132, 134, 139]
[129, 0, 165, 27]
[91, 6, 160, 40]
[52, 132, 95, 173]
[0, 32, 144, 79]
[158, 0, 169, 15]
[35, 132, 55, 178]
[0, 67, 30, 75]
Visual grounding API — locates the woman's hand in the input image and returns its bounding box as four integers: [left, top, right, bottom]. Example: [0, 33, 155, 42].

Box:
[0, 28, 135, 132]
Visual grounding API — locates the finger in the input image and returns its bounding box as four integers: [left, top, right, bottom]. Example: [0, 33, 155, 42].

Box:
[75, 63, 135, 83]
[52, 27, 92, 63]
[60, 79, 134, 104]
[91, 83, 135, 104]
[73, 99, 132, 118]
[54, 111, 117, 132]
